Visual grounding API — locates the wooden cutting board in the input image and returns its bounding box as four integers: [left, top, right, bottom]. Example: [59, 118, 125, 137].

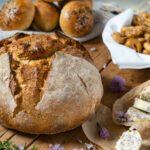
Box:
[1, 36, 150, 150]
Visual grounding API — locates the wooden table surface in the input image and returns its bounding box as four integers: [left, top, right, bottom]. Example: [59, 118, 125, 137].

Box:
[1, 36, 150, 150]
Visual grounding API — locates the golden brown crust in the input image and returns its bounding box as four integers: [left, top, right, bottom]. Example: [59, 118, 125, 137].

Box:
[43, 0, 62, 2]
[8, 34, 64, 60]
[0, 33, 103, 134]
[32, 0, 60, 32]
[58, 0, 93, 9]
[0, 0, 35, 31]
[60, 1, 94, 37]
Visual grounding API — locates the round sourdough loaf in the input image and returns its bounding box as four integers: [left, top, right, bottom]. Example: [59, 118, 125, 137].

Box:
[0, 33, 103, 134]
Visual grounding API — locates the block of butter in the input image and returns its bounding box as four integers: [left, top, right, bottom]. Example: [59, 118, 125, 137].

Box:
[133, 98, 150, 113]
[127, 107, 150, 122]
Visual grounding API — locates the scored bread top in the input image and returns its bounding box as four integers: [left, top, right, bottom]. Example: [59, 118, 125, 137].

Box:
[0, 33, 103, 134]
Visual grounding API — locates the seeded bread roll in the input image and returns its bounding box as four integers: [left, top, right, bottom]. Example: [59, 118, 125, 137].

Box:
[0, 33, 103, 134]
[60, 1, 94, 37]
[0, 0, 35, 31]
[43, 0, 62, 1]
[32, 0, 60, 32]
[58, 0, 93, 9]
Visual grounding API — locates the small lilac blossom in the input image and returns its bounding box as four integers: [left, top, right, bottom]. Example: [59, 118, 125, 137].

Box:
[102, 64, 107, 69]
[49, 144, 64, 150]
[116, 111, 129, 122]
[76, 138, 82, 144]
[90, 47, 97, 51]
[110, 76, 126, 93]
[72, 148, 84, 150]
[18, 144, 24, 150]
[85, 143, 97, 150]
[99, 127, 109, 139]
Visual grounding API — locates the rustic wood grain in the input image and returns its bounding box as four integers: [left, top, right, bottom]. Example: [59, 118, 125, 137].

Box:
[84, 37, 106, 59]
[7, 132, 39, 148]
[101, 62, 150, 109]
[0, 130, 17, 141]
[28, 127, 96, 150]
[85, 36, 111, 71]
[0, 126, 7, 138]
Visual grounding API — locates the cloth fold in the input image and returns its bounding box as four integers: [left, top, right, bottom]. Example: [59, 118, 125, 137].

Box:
[102, 9, 150, 69]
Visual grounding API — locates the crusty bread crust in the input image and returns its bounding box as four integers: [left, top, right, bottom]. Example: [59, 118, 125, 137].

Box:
[0, 33, 103, 134]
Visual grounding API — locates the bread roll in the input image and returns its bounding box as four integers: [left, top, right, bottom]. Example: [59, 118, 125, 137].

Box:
[59, 0, 93, 9]
[60, 1, 94, 37]
[43, 0, 62, 1]
[33, 0, 59, 32]
[0, 33, 103, 134]
[0, 0, 35, 31]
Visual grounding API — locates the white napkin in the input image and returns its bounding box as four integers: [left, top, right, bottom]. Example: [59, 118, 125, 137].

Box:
[102, 9, 150, 69]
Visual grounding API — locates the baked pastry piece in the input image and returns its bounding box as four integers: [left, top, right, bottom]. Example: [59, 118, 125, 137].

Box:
[60, 1, 94, 37]
[0, 32, 103, 134]
[32, 0, 60, 32]
[58, 0, 93, 9]
[0, 0, 35, 31]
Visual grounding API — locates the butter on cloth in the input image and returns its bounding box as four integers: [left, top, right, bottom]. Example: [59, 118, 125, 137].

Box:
[102, 9, 150, 69]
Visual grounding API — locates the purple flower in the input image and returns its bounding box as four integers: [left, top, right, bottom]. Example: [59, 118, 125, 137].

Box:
[76, 138, 82, 144]
[85, 143, 97, 150]
[18, 144, 24, 150]
[76, 138, 97, 150]
[99, 128, 109, 139]
[90, 47, 97, 51]
[110, 76, 126, 93]
[72, 148, 84, 150]
[103, 64, 107, 69]
[49, 144, 64, 150]
[116, 111, 129, 122]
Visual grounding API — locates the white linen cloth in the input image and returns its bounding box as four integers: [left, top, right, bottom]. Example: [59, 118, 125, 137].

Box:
[102, 9, 150, 69]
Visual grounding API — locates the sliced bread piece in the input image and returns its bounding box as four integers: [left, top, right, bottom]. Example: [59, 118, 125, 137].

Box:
[127, 107, 150, 122]
[116, 128, 142, 150]
[133, 98, 150, 113]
